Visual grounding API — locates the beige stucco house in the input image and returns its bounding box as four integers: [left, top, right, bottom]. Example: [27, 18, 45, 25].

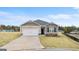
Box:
[20, 20, 59, 36]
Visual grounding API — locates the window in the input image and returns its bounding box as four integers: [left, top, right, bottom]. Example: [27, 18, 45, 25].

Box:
[54, 27, 56, 32]
[49, 30, 51, 32]
[52, 30, 54, 32]
[48, 27, 57, 32]
[47, 27, 49, 32]
[49, 28, 52, 32]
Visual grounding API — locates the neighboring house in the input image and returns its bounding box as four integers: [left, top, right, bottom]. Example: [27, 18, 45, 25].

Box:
[20, 20, 59, 36]
[70, 30, 79, 34]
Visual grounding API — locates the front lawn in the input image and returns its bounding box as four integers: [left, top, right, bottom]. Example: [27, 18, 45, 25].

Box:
[0, 32, 21, 47]
[40, 33, 79, 49]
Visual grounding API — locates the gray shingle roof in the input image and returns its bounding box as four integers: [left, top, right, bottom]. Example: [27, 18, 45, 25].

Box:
[21, 19, 58, 26]
[21, 20, 40, 26]
[46, 22, 58, 26]
[34, 19, 49, 25]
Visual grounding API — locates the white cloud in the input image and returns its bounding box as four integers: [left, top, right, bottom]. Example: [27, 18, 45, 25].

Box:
[1, 11, 79, 26]
[48, 14, 79, 20]
[73, 7, 79, 10]
[0, 11, 11, 16]
[48, 13, 79, 26]
[73, 7, 79, 13]
[0, 11, 50, 25]
[0, 11, 34, 25]
[48, 14, 72, 20]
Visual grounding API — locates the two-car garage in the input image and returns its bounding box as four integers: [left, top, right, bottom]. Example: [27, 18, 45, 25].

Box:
[21, 21, 41, 36]
[21, 26, 40, 36]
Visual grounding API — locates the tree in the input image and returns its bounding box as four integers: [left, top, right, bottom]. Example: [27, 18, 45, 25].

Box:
[0, 25, 20, 32]
[63, 26, 77, 33]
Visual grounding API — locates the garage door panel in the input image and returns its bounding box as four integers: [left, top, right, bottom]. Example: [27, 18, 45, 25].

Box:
[22, 27, 40, 36]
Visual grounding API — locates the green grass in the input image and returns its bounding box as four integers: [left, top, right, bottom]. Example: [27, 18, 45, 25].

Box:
[40, 33, 79, 49]
[0, 32, 21, 47]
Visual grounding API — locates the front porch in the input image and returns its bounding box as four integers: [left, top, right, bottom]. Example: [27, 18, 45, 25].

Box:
[40, 26, 58, 36]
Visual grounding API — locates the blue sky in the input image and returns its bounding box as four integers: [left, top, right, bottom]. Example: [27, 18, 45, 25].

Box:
[0, 7, 79, 26]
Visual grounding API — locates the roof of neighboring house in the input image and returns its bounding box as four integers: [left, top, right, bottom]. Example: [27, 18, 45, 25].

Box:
[21, 19, 58, 26]
[21, 20, 40, 26]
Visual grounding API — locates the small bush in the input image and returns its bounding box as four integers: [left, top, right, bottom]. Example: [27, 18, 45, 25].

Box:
[45, 33, 58, 37]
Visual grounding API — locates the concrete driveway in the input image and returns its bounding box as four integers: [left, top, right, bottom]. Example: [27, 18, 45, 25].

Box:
[1, 36, 44, 51]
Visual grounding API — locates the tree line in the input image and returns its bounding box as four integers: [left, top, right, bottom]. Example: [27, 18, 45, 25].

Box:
[0, 25, 79, 33]
[0, 25, 20, 32]
[59, 26, 79, 33]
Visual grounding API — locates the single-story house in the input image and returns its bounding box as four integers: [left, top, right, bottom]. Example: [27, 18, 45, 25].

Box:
[20, 20, 59, 36]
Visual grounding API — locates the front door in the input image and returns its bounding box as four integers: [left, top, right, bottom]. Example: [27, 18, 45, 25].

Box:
[41, 27, 45, 34]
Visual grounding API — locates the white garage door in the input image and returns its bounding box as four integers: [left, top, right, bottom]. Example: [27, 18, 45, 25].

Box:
[22, 27, 40, 36]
